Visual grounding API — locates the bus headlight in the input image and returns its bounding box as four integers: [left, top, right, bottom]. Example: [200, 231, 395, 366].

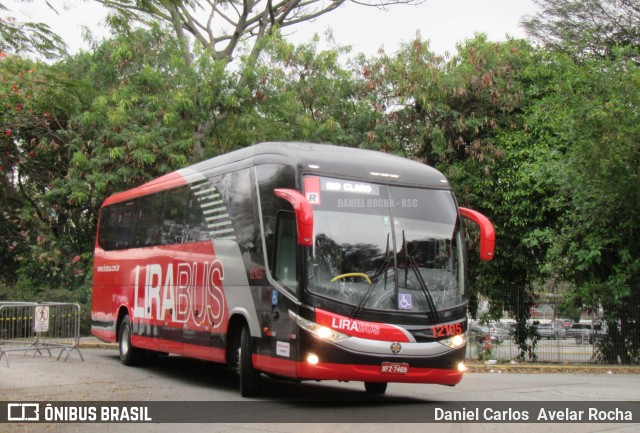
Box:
[439, 333, 466, 349]
[289, 311, 349, 342]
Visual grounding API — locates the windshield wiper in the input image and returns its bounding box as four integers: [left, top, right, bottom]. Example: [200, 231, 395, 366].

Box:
[402, 231, 440, 322]
[352, 234, 391, 319]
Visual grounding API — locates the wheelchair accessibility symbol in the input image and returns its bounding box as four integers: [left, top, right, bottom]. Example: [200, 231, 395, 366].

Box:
[398, 294, 413, 310]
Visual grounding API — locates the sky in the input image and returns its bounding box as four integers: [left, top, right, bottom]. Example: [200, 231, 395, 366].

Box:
[4, 0, 540, 56]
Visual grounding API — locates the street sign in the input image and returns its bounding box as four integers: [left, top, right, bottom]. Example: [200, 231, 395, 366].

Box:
[34, 305, 49, 333]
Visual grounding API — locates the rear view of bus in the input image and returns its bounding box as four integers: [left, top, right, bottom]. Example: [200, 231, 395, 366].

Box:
[91, 142, 494, 397]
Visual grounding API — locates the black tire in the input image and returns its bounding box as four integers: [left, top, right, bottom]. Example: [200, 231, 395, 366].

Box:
[364, 382, 387, 394]
[575, 335, 583, 345]
[119, 315, 145, 366]
[239, 325, 261, 397]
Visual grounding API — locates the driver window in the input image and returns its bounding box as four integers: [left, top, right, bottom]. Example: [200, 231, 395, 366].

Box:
[274, 212, 297, 292]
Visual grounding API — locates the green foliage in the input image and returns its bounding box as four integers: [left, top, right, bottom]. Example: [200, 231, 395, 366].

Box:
[523, 0, 640, 60]
[1, 26, 197, 302]
[1, 54, 85, 291]
[59, 26, 196, 198]
[243, 33, 372, 147]
[532, 47, 640, 363]
[0, 1, 66, 59]
[354, 35, 532, 165]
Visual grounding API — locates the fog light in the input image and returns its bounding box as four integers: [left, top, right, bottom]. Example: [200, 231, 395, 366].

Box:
[458, 362, 467, 372]
[307, 353, 319, 365]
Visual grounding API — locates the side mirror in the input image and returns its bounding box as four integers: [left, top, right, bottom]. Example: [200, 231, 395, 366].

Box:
[274, 189, 314, 246]
[459, 207, 495, 261]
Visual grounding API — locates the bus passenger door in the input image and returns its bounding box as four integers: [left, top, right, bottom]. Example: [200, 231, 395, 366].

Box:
[263, 212, 300, 378]
[265, 287, 298, 377]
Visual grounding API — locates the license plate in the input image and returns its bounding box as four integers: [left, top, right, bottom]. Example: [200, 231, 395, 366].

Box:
[380, 362, 409, 374]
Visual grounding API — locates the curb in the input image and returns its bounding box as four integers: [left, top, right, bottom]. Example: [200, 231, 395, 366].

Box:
[79, 339, 117, 350]
[466, 362, 640, 374]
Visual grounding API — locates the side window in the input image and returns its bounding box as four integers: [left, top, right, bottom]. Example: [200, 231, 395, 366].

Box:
[274, 212, 298, 291]
[256, 164, 296, 271]
[161, 188, 189, 244]
[99, 201, 138, 250]
[98, 170, 255, 250]
[189, 178, 236, 241]
[186, 186, 207, 242]
[134, 194, 164, 247]
[97, 206, 112, 249]
[215, 169, 252, 244]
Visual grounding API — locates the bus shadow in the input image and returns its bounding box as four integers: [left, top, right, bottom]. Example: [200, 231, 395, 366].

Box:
[105, 352, 439, 405]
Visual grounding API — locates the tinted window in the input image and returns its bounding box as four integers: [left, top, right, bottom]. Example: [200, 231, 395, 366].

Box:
[98, 176, 242, 251]
[185, 182, 208, 242]
[161, 187, 189, 244]
[97, 186, 208, 250]
[98, 200, 138, 250]
[274, 212, 297, 292]
[134, 193, 164, 247]
[256, 164, 296, 270]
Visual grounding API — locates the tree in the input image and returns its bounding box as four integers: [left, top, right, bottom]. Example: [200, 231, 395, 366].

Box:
[354, 35, 531, 167]
[0, 52, 88, 294]
[522, 0, 640, 59]
[51, 25, 200, 223]
[534, 48, 640, 363]
[0, 24, 200, 297]
[242, 32, 374, 147]
[0, 1, 66, 58]
[92, 0, 423, 66]
[71, 0, 413, 158]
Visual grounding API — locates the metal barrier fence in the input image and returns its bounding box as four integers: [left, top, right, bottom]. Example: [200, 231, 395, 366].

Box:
[466, 333, 608, 364]
[463, 288, 640, 365]
[0, 302, 84, 367]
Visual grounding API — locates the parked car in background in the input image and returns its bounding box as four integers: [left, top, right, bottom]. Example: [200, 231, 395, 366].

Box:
[556, 323, 567, 339]
[535, 322, 565, 339]
[507, 322, 518, 337]
[487, 323, 510, 343]
[566, 322, 606, 344]
[553, 319, 573, 331]
[468, 322, 488, 345]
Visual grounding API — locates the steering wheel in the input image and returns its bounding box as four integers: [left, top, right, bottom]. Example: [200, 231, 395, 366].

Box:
[330, 273, 372, 284]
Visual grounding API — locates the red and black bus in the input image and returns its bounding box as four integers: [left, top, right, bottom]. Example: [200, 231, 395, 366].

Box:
[91, 142, 495, 396]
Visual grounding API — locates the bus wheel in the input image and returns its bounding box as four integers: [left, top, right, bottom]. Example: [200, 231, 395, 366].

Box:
[239, 326, 261, 397]
[364, 382, 387, 394]
[119, 315, 144, 366]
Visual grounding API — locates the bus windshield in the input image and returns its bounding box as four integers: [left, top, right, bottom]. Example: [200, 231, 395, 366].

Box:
[305, 176, 465, 315]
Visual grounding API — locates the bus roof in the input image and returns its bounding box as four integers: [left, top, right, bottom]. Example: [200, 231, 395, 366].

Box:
[102, 142, 450, 207]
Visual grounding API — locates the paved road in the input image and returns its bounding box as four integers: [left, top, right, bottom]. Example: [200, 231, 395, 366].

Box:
[1, 347, 639, 432]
